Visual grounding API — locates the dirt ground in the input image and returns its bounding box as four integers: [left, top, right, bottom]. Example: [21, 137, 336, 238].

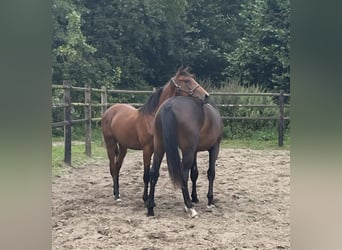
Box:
[52, 148, 290, 250]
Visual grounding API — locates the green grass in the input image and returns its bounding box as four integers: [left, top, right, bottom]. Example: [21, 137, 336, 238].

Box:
[221, 137, 290, 150]
[52, 140, 107, 177]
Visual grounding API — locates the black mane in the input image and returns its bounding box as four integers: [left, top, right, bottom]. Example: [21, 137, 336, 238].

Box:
[190, 95, 218, 110]
[139, 87, 164, 114]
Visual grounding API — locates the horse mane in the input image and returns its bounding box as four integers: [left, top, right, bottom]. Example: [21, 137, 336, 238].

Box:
[190, 95, 218, 110]
[138, 66, 195, 115]
[206, 98, 219, 109]
[139, 87, 164, 115]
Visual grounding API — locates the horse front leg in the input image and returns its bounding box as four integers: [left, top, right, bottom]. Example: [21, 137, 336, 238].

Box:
[146, 151, 163, 216]
[142, 146, 153, 203]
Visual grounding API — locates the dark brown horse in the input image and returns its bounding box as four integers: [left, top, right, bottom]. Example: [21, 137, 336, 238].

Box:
[146, 96, 223, 217]
[101, 68, 209, 202]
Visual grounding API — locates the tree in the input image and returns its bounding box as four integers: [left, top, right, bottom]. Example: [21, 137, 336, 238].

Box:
[224, 0, 290, 92]
[52, 0, 121, 88]
[51, 0, 290, 92]
[184, 0, 244, 85]
[52, 1, 96, 84]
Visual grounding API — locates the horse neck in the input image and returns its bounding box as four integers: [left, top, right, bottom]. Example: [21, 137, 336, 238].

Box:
[158, 82, 175, 108]
[139, 82, 175, 120]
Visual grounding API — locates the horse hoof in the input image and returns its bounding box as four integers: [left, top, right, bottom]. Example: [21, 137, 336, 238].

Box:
[113, 194, 121, 202]
[192, 198, 199, 203]
[184, 206, 198, 218]
[207, 204, 216, 209]
[189, 208, 198, 218]
[147, 208, 154, 217]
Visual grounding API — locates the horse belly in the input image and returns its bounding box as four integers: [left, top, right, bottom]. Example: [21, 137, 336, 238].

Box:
[197, 134, 218, 151]
[197, 123, 221, 151]
[110, 112, 143, 149]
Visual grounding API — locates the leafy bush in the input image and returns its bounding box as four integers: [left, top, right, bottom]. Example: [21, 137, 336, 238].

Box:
[207, 81, 289, 140]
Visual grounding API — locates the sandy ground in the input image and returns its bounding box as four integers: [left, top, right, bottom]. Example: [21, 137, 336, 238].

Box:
[52, 148, 290, 249]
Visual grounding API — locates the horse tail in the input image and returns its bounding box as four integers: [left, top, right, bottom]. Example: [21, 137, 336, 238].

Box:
[161, 108, 182, 188]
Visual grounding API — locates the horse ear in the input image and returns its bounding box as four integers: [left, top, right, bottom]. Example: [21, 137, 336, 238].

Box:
[176, 66, 183, 74]
[175, 66, 193, 77]
[175, 66, 183, 77]
[183, 66, 190, 73]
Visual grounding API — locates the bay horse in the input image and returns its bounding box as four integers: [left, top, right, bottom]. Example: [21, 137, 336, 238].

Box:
[146, 96, 223, 217]
[101, 68, 209, 202]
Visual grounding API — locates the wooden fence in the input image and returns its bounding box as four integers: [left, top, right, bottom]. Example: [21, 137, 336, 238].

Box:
[52, 81, 290, 165]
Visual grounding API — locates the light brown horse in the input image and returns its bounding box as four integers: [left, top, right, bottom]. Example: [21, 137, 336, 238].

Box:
[101, 67, 209, 202]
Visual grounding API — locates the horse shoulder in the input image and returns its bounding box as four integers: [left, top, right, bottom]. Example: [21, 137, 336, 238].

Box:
[136, 113, 155, 144]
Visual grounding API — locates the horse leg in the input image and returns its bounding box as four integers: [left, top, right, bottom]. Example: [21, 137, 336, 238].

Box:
[181, 152, 198, 218]
[207, 144, 219, 207]
[112, 144, 127, 201]
[104, 136, 120, 200]
[146, 151, 164, 216]
[190, 153, 199, 203]
[142, 146, 153, 203]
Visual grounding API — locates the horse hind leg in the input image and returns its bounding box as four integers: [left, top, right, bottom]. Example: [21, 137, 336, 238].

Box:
[190, 154, 199, 203]
[181, 151, 198, 218]
[207, 144, 219, 208]
[113, 144, 127, 201]
[104, 136, 122, 201]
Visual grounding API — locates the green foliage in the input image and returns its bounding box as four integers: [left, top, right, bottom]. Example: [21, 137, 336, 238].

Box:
[52, 0, 290, 94]
[224, 0, 290, 92]
[184, 0, 243, 85]
[52, 1, 96, 83]
[209, 81, 289, 139]
[52, 0, 122, 88]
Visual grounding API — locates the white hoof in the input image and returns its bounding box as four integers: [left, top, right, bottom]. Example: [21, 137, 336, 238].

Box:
[113, 194, 121, 202]
[189, 208, 198, 218]
[184, 206, 198, 218]
[207, 204, 216, 209]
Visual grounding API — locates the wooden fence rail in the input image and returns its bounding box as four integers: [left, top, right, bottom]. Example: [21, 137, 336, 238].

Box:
[52, 81, 290, 165]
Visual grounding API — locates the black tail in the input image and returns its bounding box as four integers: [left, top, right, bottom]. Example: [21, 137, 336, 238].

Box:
[161, 108, 182, 187]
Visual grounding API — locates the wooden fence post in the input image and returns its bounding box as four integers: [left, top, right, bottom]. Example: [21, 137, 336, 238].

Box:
[85, 83, 92, 157]
[63, 80, 72, 165]
[101, 86, 107, 147]
[278, 90, 285, 147]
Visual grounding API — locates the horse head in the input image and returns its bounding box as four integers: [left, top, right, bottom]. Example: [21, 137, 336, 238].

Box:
[170, 67, 210, 102]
